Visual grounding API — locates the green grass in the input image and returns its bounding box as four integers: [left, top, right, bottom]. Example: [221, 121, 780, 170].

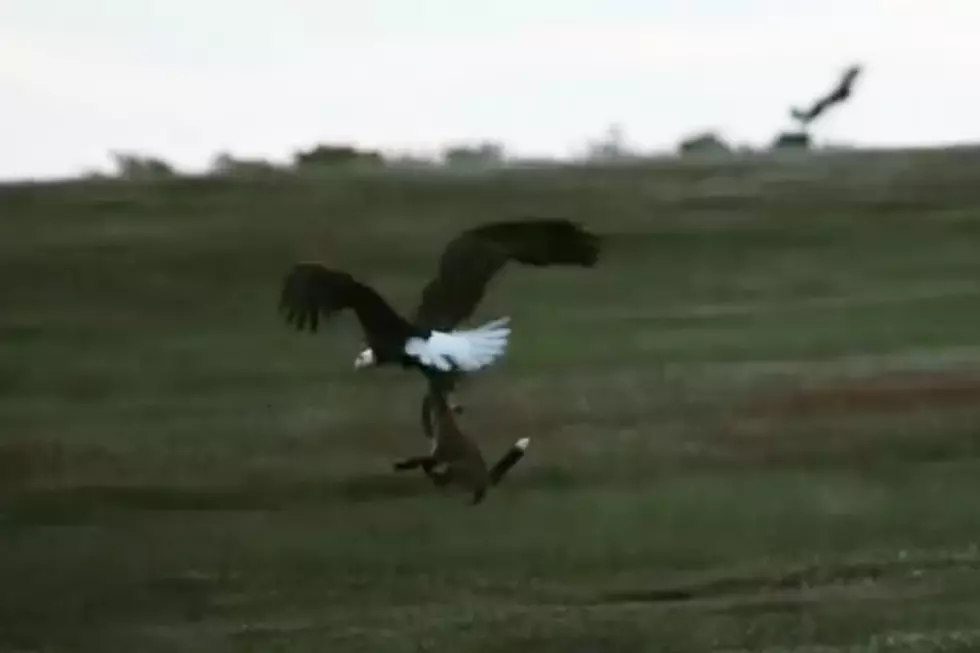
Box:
[4, 148, 980, 651]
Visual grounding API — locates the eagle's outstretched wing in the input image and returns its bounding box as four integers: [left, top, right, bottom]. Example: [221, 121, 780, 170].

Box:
[791, 64, 863, 125]
[279, 262, 411, 342]
[412, 218, 601, 332]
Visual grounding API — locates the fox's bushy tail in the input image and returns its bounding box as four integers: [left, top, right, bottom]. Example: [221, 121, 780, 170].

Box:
[488, 437, 529, 486]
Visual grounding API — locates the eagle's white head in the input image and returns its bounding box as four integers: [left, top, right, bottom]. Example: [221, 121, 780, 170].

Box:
[353, 347, 376, 369]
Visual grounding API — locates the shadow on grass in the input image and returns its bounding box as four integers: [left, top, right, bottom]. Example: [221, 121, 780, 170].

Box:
[0, 438, 598, 522]
[0, 474, 435, 522]
[0, 464, 589, 524]
[593, 551, 980, 607]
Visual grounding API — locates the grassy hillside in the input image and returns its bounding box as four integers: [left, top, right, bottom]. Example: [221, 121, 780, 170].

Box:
[3, 149, 980, 651]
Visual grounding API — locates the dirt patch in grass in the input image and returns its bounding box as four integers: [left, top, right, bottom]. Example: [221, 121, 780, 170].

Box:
[739, 370, 980, 419]
[706, 369, 980, 466]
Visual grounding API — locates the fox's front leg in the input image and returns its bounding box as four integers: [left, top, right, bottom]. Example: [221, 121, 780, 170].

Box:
[392, 455, 435, 471]
[393, 456, 452, 489]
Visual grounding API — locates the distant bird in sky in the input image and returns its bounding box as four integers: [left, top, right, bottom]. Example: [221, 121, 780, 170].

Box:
[791, 64, 863, 126]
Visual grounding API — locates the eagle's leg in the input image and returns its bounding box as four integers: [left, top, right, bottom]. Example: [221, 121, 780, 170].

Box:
[420, 391, 436, 439]
[428, 374, 464, 416]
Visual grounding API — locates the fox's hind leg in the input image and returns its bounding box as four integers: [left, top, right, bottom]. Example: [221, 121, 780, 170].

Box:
[422, 461, 453, 488]
[470, 486, 487, 505]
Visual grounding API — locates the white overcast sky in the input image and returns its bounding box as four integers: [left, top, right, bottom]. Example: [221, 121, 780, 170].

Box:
[1, 0, 978, 180]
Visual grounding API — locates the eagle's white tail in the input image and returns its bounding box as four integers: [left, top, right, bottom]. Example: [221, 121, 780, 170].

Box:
[405, 317, 511, 372]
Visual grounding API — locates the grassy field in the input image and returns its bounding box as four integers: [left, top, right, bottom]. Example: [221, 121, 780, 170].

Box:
[3, 148, 980, 652]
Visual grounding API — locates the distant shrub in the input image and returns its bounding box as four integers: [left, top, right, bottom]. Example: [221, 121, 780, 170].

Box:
[210, 152, 284, 178]
[583, 123, 637, 162]
[386, 154, 439, 170]
[80, 168, 112, 181]
[293, 144, 385, 169]
[111, 151, 177, 180]
[441, 142, 506, 167]
[677, 131, 732, 156]
[771, 131, 811, 151]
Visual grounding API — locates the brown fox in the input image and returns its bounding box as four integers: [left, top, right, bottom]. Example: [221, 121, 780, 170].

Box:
[392, 390, 529, 505]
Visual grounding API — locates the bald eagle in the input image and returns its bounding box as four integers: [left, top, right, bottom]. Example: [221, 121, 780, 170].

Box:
[279, 218, 600, 427]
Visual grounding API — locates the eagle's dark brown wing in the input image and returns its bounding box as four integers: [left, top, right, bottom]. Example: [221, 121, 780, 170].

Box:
[411, 218, 601, 332]
[279, 262, 412, 346]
